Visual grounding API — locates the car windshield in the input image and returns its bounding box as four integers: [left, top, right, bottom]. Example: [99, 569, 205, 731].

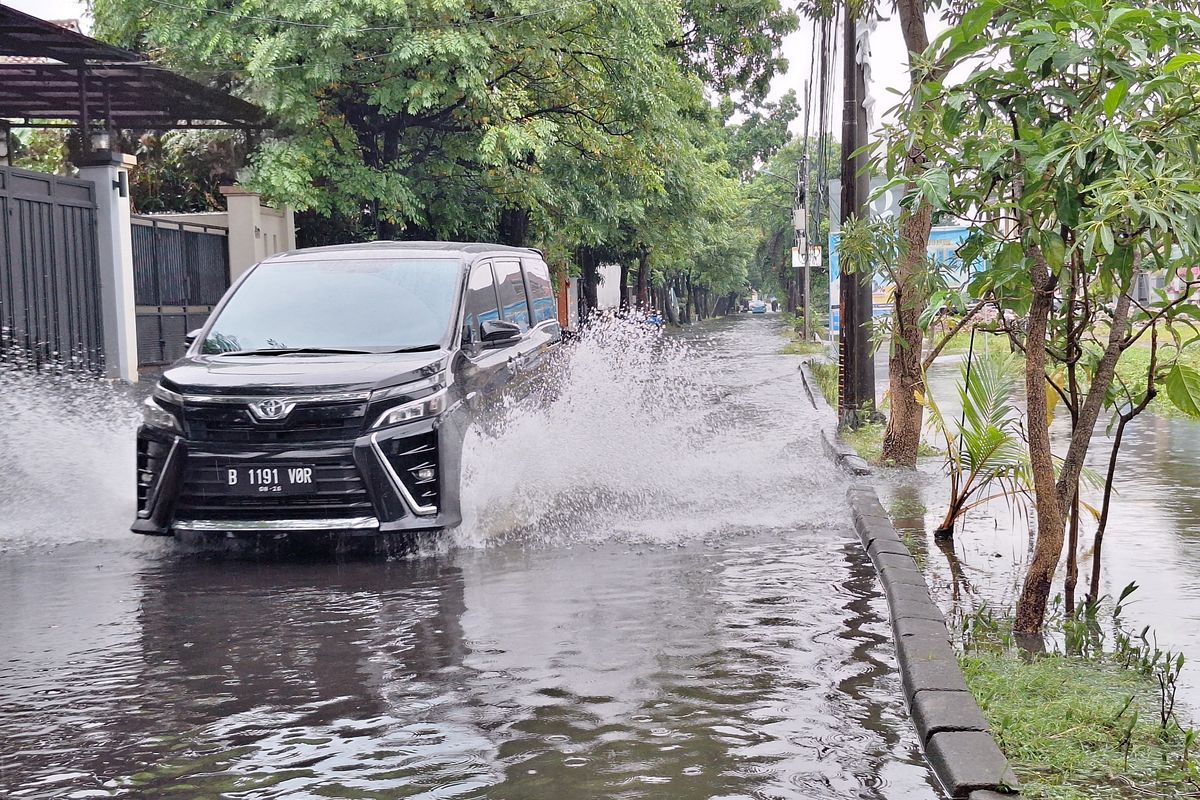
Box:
[201, 258, 460, 354]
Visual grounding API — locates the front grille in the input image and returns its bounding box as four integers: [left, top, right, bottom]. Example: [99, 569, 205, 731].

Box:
[183, 401, 367, 443]
[136, 436, 172, 513]
[380, 431, 440, 509]
[175, 451, 375, 522]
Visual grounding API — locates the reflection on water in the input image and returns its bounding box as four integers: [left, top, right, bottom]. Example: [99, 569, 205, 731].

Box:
[0, 318, 939, 798]
[876, 354, 1200, 714]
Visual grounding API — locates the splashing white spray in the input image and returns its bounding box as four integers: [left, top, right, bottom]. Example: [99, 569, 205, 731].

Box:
[0, 368, 140, 550]
[452, 316, 846, 548]
[0, 317, 843, 554]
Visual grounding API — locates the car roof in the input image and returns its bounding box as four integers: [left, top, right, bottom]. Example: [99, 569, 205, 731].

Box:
[264, 241, 542, 263]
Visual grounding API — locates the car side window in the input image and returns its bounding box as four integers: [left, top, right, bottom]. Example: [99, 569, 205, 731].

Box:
[493, 259, 531, 332]
[464, 262, 500, 344]
[522, 259, 557, 324]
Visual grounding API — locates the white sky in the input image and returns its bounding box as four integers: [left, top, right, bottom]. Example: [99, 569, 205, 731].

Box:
[771, 10, 950, 134]
[8, 0, 943, 139]
[7, 0, 91, 28]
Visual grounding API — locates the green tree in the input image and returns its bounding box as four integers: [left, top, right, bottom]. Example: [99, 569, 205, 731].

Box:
[745, 136, 838, 312]
[862, 0, 959, 466]
[125, 130, 246, 213]
[94, 0, 793, 254]
[10, 129, 69, 175]
[722, 90, 800, 180]
[902, 0, 1200, 632]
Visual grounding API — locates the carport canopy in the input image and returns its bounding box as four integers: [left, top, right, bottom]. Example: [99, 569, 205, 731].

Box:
[0, 3, 263, 130]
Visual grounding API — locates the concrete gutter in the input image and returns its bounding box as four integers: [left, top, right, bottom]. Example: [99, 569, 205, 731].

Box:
[799, 361, 1020, 799]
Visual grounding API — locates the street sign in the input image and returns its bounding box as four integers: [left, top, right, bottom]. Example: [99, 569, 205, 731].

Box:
[807, 245, 823, 268]
[791, 247, 801, 268]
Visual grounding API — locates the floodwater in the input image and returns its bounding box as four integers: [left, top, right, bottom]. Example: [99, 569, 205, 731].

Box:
[874, 344, 1200, 712]
[0, 317, 940, 799]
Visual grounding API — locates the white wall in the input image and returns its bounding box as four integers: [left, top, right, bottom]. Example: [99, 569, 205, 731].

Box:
[596, 262, 623, 309]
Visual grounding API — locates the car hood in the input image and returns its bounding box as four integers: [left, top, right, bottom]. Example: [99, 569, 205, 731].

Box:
[160, 351, 448, 396]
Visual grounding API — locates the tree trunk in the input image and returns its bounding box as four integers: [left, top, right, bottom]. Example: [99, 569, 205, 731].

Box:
[498, 208, 530, 247]
[619, 261, 631, 312]
[1065, 488, 1080, 615]
[636, 246, 650, 308]
[879, 0, 942, 463]
[1015, 249, 1137, 632]
[881, 198, 934, 467]
[579, 247, 600, 322]
[1014, 259, 1063, 634]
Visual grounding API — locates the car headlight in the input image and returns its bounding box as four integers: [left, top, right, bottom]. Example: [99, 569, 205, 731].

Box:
[371, 387, 448, 429]
[142, 396, 181, 433]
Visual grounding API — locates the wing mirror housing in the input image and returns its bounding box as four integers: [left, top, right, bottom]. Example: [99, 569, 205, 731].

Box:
[185, 328, 203, 347]
[480, 319, 521, 347]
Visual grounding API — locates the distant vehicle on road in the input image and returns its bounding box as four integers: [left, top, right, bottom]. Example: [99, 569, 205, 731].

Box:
[749, 299, 768, 314]
[133, 242, 561, 539]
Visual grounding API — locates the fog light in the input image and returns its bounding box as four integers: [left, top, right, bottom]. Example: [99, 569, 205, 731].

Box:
[415, 467, 435, 482]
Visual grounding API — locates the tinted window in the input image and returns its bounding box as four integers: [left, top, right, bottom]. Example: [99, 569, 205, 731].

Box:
[493, 259, 531, 331]
[523, 259, 556, 324]
[202, 258, 459, 353]
[464, 263, 500, 343]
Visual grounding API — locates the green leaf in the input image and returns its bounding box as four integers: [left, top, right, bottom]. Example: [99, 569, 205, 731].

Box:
[915, 168, 951, 208]
[1099, 224, 1116, 254]
[1043, 232, 1066, 269]
[1167, 364, 1200, 417]
[1103, 79, 1128, 119]
[1165, 53, 1200, 73]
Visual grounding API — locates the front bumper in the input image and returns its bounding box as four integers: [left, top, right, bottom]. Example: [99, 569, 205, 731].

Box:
[132, 413, 465, 536]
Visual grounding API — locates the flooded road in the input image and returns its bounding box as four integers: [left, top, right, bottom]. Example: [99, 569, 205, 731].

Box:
[875, 347, 1200, 713]
[0, 318, 939, 799]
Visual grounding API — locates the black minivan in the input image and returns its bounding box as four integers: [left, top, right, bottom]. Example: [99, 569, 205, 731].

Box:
[133, 242, 560, 537]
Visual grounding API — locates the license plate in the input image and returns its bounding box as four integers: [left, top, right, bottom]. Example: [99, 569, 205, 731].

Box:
[220, 464, 317, 496]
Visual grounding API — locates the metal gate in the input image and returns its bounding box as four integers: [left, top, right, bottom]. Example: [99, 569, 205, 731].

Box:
[0, 165, 103, 372]
[132, 216, 229, 366]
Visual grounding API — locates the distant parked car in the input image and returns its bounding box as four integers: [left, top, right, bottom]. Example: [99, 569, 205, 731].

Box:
[133, 242, 561, 539]
[749, 300, 767, 314]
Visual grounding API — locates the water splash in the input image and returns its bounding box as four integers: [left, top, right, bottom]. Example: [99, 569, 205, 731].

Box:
[0, 367, 141, 550]
[0, 317, 844, 554]
[452, 316, 846, 549]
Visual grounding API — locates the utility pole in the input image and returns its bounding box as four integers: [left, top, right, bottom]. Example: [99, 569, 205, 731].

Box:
[801, 156, 814, 342]
[839, 2, 876, 427]
[793, 159, 808, 338]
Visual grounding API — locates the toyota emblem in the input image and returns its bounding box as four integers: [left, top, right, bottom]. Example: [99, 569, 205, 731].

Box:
[249, 398, 294, 421]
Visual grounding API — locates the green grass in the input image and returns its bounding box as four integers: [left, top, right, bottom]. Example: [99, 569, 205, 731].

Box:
[933, 328, 976, 355]
[807, 361, 939, 464]
[782, 340, 827, 356]
[843, 421, 886, 463]
[779, 314, 829, 356]
[808, 361, 839, 407]
[961, 637, 1200, 799]
[1113, 342, 1200, 419]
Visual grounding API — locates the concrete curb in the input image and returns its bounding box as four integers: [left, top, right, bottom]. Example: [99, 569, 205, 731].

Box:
[796, 361, 1020, 798]
[798, 361, 871, 476]
[847, 487, 1020, 799]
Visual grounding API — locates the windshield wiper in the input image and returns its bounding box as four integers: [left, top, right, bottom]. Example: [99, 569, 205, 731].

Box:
[220, 347, 377, 356]
[385, 344, 441, 353]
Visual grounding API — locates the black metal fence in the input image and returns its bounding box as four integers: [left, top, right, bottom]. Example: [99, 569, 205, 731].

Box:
[132, 216, 229, 366]
[0, 165, 103, 372]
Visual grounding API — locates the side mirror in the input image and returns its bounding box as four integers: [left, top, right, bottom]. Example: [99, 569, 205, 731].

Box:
[185, 328, 203, 346]
[480, 319, 521, 346]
